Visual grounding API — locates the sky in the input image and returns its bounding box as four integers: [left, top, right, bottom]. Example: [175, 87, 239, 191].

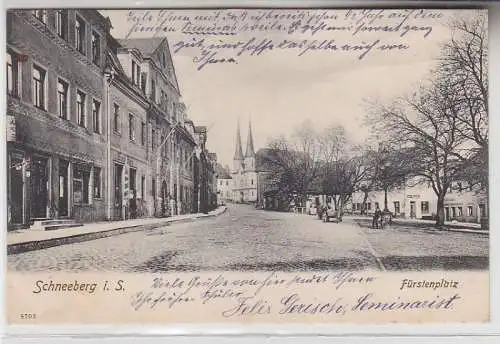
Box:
[100, 9, 477, 168]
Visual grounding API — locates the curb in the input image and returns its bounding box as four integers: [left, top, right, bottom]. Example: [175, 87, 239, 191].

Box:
[7, 207, 227, 255]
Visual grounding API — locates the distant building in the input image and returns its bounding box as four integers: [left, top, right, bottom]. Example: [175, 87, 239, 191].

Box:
[215, 164, 232, 203]
[231, 120, 258, 203]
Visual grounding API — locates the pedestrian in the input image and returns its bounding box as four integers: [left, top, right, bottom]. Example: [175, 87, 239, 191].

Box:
[372, 205, 382, 228]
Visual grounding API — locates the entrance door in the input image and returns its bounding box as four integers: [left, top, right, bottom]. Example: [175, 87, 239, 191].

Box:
[31, 156, 49, 219]
[240, 191, 244, 203]
[10, 156, 24, 223]
[410, 201, 416, 218]
[114, 164, 123, 219]
[58, 160, 69, 217]
[445, 207, 450, 221]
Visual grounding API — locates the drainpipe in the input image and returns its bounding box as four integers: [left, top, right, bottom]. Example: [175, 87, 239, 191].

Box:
[104, 69, 115, 221]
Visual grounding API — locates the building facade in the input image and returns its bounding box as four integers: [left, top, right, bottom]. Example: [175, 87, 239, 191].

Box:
[6, 9, 218, 229]
[231, 120, 258, 203]
[7, 9, 111, 227]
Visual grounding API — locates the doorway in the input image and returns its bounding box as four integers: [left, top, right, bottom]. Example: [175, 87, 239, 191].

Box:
[114, 164, 123, 219]
[58, 160, 69, 217]
[10, 155, 24, 223]
[445, 207, 450, 221]
[240, 191, 244, 203]
[410, 201, 416, 218]
[31, 156, 49, 219]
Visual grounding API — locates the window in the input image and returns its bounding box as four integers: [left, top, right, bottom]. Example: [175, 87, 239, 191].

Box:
[32, 10, 47, 24]
[151, 129, 156, 150]
[75, 15, 85, 54]
[129, 114, 135, 141]
[6, 51, 19, 97]
[141, 122, 146, 146]
[226, 181, 228, 186]
[367, 203, 372, 211]
[73, 165, 90, 204]
[394, 201, 400, 214]
[131, 61, 141, 87]
[458, 207, 463, 217]
[113, 103, 120, 132]
[32, 64, 46, 110]
[91, 31, 100, 65]
[55, 10, 67, 39]
[140, 72, 147, 93]
[421, 201, 429, 214]
[92, 99, 101, 133]
[141, 176, 145, 199]
[57, 78, 69, 119]
[76, 90, 86, 127]
[93, 167, 101, 198]
[251, 179, 254, 185]
[130, 168, 137, 196]
[467, 206, 473, 217]
[151, 79, 156, 102]
[451, 207, 456, 218]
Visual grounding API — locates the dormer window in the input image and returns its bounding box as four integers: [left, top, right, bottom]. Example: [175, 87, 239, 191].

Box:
[131, 60, 141, 88]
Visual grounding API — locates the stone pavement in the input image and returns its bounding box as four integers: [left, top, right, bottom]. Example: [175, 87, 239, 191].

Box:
[7, 206, 227, 255]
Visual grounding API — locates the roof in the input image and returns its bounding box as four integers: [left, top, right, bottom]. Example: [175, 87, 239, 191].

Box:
[117, 38, 166, 56]
[216, 163, 232, 179]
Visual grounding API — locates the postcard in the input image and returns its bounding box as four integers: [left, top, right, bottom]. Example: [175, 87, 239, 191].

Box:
[5, 7, 489, 326]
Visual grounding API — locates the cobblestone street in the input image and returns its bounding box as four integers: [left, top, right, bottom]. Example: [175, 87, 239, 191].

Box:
[8, 204, 489, 272]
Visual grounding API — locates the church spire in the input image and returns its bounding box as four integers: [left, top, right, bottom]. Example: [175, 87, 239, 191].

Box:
[245, 118, 255, 158]
[234, 119, 243, 161]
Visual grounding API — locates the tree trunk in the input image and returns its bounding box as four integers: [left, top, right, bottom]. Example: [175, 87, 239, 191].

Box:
[384, 186, 389, 212]
[436, 194, 446, 228]
[361, 191, 369, 215]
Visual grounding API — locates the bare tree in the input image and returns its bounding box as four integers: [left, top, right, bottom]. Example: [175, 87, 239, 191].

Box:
[437, 12, 488, 189]
[263, 120, 321, 206]
[367, 79, 467, 227]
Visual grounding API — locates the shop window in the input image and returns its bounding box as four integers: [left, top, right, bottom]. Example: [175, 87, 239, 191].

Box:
[73, 165, 90, 204]
[93, 167, 101, 198]
[421, 201, 429, 214]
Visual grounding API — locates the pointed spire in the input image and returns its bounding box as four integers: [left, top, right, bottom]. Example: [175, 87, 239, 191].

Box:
[245, 117, 255, 158]
[234, 118, 243, 161]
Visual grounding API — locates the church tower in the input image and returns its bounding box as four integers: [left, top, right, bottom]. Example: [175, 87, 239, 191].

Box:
[233, 119, 244, 172]
[244, 119, 255, 171]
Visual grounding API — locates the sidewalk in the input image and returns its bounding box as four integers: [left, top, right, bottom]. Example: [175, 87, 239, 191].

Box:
[343, 215, 488, 235]
[7, 206, 227, 255]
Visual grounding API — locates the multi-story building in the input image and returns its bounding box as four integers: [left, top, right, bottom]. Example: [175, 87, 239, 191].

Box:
[6, 10, 218, 229]
[216, 164, 232, 204]
[116, 38, 197, 217]
[7, 9, 112, 227]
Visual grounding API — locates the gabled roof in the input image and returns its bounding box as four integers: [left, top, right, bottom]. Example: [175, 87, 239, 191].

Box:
[117, 37, 180, 93]
[116, 38, 165, 56]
